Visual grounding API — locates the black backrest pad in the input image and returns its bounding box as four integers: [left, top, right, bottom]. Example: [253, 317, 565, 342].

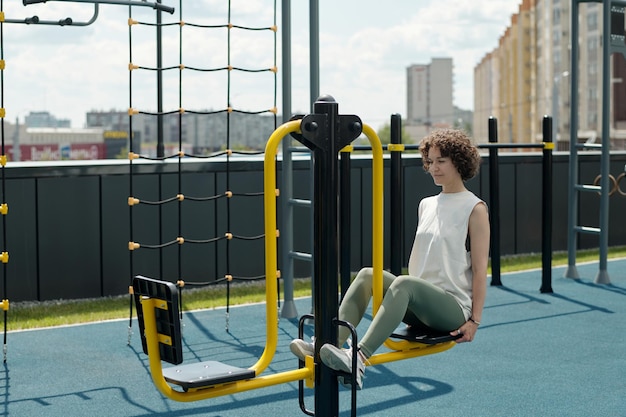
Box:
[133, 275, 184, 365]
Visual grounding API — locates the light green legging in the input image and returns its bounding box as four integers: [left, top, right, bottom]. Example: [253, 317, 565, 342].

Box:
[337, 267, 466, 358]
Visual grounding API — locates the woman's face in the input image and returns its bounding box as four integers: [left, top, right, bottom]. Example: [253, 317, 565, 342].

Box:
[425, 146, 461, 187]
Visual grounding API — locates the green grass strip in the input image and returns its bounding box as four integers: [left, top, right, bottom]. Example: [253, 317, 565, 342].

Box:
[7, 246, 625, 331]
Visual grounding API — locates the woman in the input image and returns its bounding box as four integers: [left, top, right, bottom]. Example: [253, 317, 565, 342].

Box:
[290, 129, 490, 390]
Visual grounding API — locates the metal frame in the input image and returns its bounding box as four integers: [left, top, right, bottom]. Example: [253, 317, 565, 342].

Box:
[566, 0, 626, 283]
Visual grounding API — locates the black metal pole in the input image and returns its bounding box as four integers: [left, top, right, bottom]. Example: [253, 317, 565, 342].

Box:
[156, 1, 164, 278]
[297, 95, 361, 416]
[488, 117, 502, 286]
[390, 114, 403, 276]
[541, 116, 554, 293]
[340, 148, 351, 300]
[156, 1, 164, 158]
[309, 97, 341, 416]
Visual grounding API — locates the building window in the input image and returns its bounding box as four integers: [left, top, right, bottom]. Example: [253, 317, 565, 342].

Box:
[553, 28, 561, 46]
[553, 7, 561, 25]
[587, 11, 598, 31]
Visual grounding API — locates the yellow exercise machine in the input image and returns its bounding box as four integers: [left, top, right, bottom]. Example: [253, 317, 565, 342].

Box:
[134, 99, 456, 413]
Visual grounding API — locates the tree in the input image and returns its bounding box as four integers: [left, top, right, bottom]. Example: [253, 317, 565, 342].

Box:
[376, 122, 412, 145]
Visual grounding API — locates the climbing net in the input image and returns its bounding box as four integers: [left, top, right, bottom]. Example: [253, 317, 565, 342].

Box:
[0, 0, 9, 363]
[126, 1, 278, 337]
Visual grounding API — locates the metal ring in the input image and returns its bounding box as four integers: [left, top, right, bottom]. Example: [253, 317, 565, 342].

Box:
[616, 173, 626, 197]
[593, 174, 618, 197]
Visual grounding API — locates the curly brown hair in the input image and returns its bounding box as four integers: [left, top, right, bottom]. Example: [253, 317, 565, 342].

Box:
[418, 129, 481, 181]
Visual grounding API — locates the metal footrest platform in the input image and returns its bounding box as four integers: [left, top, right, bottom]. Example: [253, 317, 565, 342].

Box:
[163, 361, 255, 391]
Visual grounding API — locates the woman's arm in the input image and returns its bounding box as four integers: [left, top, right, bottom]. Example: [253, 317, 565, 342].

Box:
[455, 202, 490, 343]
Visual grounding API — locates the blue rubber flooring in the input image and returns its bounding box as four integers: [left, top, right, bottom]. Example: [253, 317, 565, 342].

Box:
[2, 259, 625, 417]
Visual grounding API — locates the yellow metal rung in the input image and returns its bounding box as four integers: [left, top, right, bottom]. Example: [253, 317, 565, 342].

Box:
[157, 333, 172, 346]
[0, 252, 8, 264]
[0, 299, 8, 311]
[0, 203, 8, 215]
[387, 143, 405, 152]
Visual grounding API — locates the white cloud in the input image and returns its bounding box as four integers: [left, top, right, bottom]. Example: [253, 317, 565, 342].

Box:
[292, 0, 521, 128]
[2, 0, 521, 129]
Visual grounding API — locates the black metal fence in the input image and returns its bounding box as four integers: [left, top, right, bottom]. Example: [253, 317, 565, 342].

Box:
[3, 150, 626, 302]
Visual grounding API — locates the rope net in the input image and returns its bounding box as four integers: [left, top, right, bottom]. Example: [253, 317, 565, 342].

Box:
[127, 1, 278, 336]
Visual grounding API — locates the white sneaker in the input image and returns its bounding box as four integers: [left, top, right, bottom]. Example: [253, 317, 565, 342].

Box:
[319, 343, 365, 390]
[289, 337, 315, 361]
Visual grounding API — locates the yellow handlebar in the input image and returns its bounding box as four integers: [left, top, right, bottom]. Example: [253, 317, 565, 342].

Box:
[257, 120, 302, 373]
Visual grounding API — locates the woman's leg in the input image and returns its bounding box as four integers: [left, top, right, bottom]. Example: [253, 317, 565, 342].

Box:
[336, 267, 396, 347]
[358, 275, 465, 358]
[402, 279, 466, 332]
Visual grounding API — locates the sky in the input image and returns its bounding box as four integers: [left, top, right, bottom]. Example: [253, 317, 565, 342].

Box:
[2, 0, 522, 131]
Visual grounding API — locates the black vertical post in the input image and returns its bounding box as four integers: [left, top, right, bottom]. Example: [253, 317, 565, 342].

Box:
[297, 96, 361, 417]
[311, 98, 340, 416]
[156, 2, 164, 158]
[541, 116, 554, 293]
[156, 3, 165, 278]
[390, 114, 403, 276]
[488, 117, 502, 286]
[340, 148, 351, 300]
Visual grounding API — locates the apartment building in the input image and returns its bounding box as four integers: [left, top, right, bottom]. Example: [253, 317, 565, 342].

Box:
[474, 0, 626, 149]
[406, 58, 455, 140]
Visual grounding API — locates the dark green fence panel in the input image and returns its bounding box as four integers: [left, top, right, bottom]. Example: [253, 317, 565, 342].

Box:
[1, 151, 625, 302]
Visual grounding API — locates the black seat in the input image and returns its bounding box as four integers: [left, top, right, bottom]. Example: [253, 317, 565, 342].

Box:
[391, 324, 461, 345]
[133, 275, 255, 390]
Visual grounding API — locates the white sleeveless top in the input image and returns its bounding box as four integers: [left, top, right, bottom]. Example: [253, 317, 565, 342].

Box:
[407, 190, 484, 319]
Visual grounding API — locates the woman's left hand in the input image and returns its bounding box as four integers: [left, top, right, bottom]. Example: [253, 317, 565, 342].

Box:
[451, 320, 479, 343]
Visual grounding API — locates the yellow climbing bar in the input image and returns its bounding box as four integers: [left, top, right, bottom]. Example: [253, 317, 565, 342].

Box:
[361, 124, 384, 320]
[258, 119, 301, 374]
